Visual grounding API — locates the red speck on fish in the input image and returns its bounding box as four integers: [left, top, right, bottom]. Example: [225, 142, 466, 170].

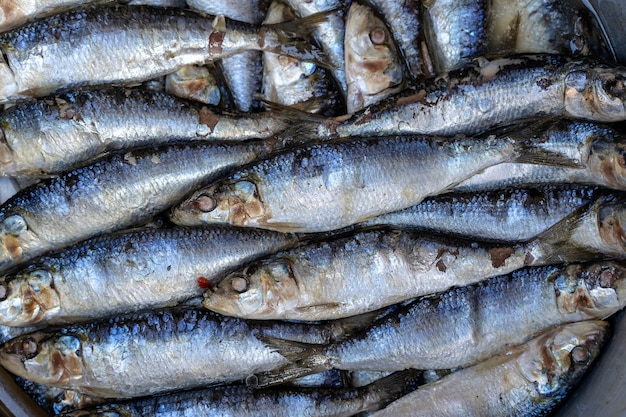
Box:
[197, 276, 212, 289]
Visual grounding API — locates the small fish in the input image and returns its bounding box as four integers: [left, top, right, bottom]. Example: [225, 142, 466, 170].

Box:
[0, 226, 299, 326]
[371, 321, 609, 417]
[344, 2, 405, 113]
[170, 133, 570, 233]
[0, 5, 329, 102]
[248, 261, 626, 386]
[0, 88, 289, 177]
[0, 140, 273, 273]
[422, 0, 487, 73]
[60, 370, 420, 417]
[0, 307, 369, 398]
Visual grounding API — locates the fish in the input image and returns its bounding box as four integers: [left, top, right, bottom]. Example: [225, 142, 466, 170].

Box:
[362, 185, 600, 243]
[368, 0, 424, 81]
[164, 65, 222, 105]
[0, 140, 273, 274]
[422, 0, 487, 73]
[292, 55, 626, 139]
[371, 321, 609, 417]
[0, 226, 300, 326]
[204, 202, 626, 321]
[0, 5, 329, 103]
[248, 261, 626, 386]
[344, 2, 405, 113]
[169, 132, 570, 233]
[0, 88, 289, 177]
[0, 307, 371, 398]
[60, 369, 420, 417]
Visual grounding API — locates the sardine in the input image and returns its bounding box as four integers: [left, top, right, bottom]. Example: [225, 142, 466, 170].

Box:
[0, 226, 299, 326]
[371, 321, 609, 417]
[0, 140, 273, 273]
[296, 55, 626, 138]
[362, 185, 600, 243]
[0, 5, 329, 103]
[344, 2, 405, 113]
[164, 65, 222, 105]
[422, 0, 487, 73]
[61, 370, 419, 417]
[368, 0, 424, 81]
[0, 307, 368, 398]
[0, 88, 288, 177]
[262, 1, 339, 116]
[170, 133, 567, 233]
[249, 261, 626, 386]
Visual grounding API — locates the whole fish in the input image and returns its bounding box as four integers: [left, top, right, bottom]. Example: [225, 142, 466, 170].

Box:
[262, 1, 339, 115]
[170, 133, 568, 233]
[0, 88, 288, 177]
[204, 201, 626, 321]
[362, 185, 600, 242]
[249, 261, 626, 386]
[295, 55, 626, 139]
[0, 140, 273, 274]
[344, 2, 405, 113]
[60, 370, 419, 417]
[368, 0, 424, 81]
[371, 321, 609, 417]
[0, 226, 299, 326]
[422, 0, 487, 73]
[0, 5, 328, 103]
[0, 307, 368, 398]
[164, 65, 222, 105]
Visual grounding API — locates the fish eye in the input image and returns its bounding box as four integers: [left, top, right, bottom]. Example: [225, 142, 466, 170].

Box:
[603, 77, 626, 99]
[369, 27, 386, 45]
[194, 193, 216, 212]
[5, 336, 39, 360]
[571, 345, 590, 364]
[231, 276, 249, 293]
[3, 215, 26, 236]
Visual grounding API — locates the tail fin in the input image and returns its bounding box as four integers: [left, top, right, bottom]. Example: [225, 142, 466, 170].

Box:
[361, 369, 423, 413]
[261, 11, 337, 68]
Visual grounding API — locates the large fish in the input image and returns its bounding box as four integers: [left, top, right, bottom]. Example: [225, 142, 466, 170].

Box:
[0, 5, 329, 103]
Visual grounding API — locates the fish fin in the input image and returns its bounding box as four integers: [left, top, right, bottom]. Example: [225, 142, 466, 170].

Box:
[262, 11, 337, 68]
[331, 306, 396, 341]
[295, 303, 342, 314]
[259, 97, 326, 123]
[257, 220, 309, 233]
[363, 369, 423, 412]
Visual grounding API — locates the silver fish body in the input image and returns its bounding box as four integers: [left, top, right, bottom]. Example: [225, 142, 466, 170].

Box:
[0, 88, 287, 177]
[0, 140, 272, 273]
[422, 0, 487, 73]
[170, 135, 524, 233]
[0, 308, 358, 398]
[0, 226, 299, 326]
[0, 5, 325, 102]
[308, 55, 626, 138]
[344, 2, 405, 113]
[362, 185, 600, 242]
[371, 321, 609, 417]
[251, 261, 626, 386]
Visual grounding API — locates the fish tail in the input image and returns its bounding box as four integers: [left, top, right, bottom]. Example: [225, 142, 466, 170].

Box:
[260, 11, 336, 68]
[363, 369, 423, 412]
[250, 334, 331, 388]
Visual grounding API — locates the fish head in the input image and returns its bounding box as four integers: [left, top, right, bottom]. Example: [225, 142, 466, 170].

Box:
[0, 128, 16, 176]
[171, 179, 266, 227]
[564, 63, 626, 122]
[0, 212, 38, 268]
[204, 258, 299, 319]
[595, 196, 626, 255]
[554, 262, 626, 319]
[0, 53, 18, 103]
[587, 137, 626, 189]
[518, 321, 608, 396]
[0, 332, 84, 387]
[0, 269, 60, 326]
[344, 2, 404, 113]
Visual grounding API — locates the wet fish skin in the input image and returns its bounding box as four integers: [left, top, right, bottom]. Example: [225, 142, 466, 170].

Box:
[0, 140, 273, 274]
[371, 321, 609, 417]
[0, 307, 364, 398]
[250, 261, 626, 386]
[0, 5, 327, 102]
[344, 2, 405, 113]
[0, 88, 288, 177]
[169, 134, 527, 233]
[362, 185, 600, 243]
[422, 0, 487, 73]
[0, 226, 299, 326]
[301, 55, 626, 139]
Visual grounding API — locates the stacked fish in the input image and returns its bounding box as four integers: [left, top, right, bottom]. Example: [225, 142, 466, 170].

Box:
[0, 0, 623, 416]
